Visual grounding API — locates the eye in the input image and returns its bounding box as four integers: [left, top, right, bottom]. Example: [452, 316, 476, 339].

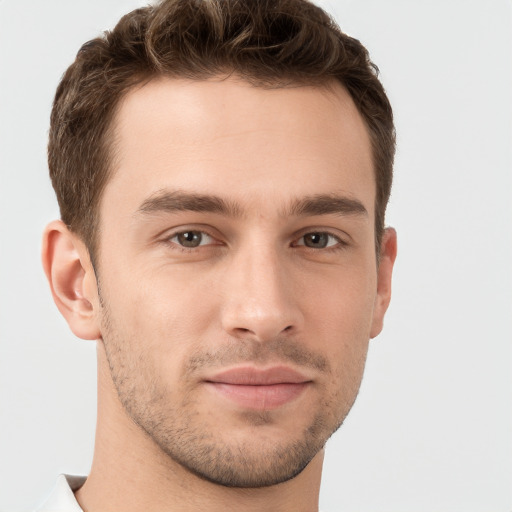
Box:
[295, 232, 341, 249]
[169, 230, 214, 248]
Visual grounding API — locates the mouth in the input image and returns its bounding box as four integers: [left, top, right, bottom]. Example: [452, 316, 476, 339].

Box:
[204, 366, 312, 410]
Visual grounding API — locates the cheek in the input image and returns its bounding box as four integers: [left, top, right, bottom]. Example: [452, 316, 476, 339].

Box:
[304, 268, 375, 384]
[306, 267, 377, 338]
[100, 266, 220, 364]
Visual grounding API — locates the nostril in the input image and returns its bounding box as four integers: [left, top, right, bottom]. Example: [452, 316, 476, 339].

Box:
[283, 325, 293, 332]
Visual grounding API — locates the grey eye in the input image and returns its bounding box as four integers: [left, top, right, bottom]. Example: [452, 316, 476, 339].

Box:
[296, 232, 340, 249]
[175, 231, 207, 248]
[303, 233, 329, 248]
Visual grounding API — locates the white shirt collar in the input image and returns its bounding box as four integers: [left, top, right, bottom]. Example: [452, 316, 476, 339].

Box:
[36, 473, 326, 511]
[36, 474, 85, 512]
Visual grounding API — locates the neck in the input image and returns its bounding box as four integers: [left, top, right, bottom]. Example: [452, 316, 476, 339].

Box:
[75, 342, 323, 512]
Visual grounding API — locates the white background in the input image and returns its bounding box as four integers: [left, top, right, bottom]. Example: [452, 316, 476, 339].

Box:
[0, 0, 511, 510]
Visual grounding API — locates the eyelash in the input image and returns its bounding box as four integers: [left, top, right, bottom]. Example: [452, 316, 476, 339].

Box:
[164, 229, 348, 253]
[293, 232, 347, 251]
[165, 229, 218, 251]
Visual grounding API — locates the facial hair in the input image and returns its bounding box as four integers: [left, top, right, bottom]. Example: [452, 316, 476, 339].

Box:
[99, 293, 364, 488]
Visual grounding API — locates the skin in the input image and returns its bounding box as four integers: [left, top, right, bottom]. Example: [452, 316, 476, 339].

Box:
[42, 77, 396, 512]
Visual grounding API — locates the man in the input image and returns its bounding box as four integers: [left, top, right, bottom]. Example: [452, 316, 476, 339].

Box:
[39, 0, 396, 510]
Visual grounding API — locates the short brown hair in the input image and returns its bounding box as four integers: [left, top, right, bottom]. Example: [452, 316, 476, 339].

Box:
[48, 0, 395, 261]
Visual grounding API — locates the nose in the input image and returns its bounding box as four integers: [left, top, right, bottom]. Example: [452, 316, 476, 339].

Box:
[220, 243, 303, 342]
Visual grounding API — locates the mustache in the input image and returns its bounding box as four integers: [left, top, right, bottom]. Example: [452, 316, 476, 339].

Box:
[185, 337, 330, 375]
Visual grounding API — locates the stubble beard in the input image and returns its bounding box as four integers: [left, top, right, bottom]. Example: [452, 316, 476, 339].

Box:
[99, 299, 362, 488]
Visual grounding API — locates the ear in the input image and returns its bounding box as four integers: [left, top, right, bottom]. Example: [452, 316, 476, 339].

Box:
[42, 220, 101, 340]
[370, 227, 397, 338]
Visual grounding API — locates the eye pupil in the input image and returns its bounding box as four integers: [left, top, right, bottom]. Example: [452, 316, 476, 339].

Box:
[304, 233, 328, 248]
[177, 231, 202, 247]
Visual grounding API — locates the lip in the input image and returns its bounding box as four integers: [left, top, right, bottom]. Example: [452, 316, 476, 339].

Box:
[204, 366, 312, 410]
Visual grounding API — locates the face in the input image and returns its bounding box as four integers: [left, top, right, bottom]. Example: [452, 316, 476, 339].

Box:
[93, 77, 391, 487]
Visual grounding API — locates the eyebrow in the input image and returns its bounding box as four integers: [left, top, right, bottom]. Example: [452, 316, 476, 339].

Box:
[137, 190, 242, 217]
[287, 194, 368, 218]
[136, 190, 367, 219]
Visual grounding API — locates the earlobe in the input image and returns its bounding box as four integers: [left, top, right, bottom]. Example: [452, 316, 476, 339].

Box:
[370, 227, 397, 339]
[42, 220, 101, 340]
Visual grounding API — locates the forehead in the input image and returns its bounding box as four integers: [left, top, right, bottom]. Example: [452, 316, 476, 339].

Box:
[103, 76, 374, 219]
